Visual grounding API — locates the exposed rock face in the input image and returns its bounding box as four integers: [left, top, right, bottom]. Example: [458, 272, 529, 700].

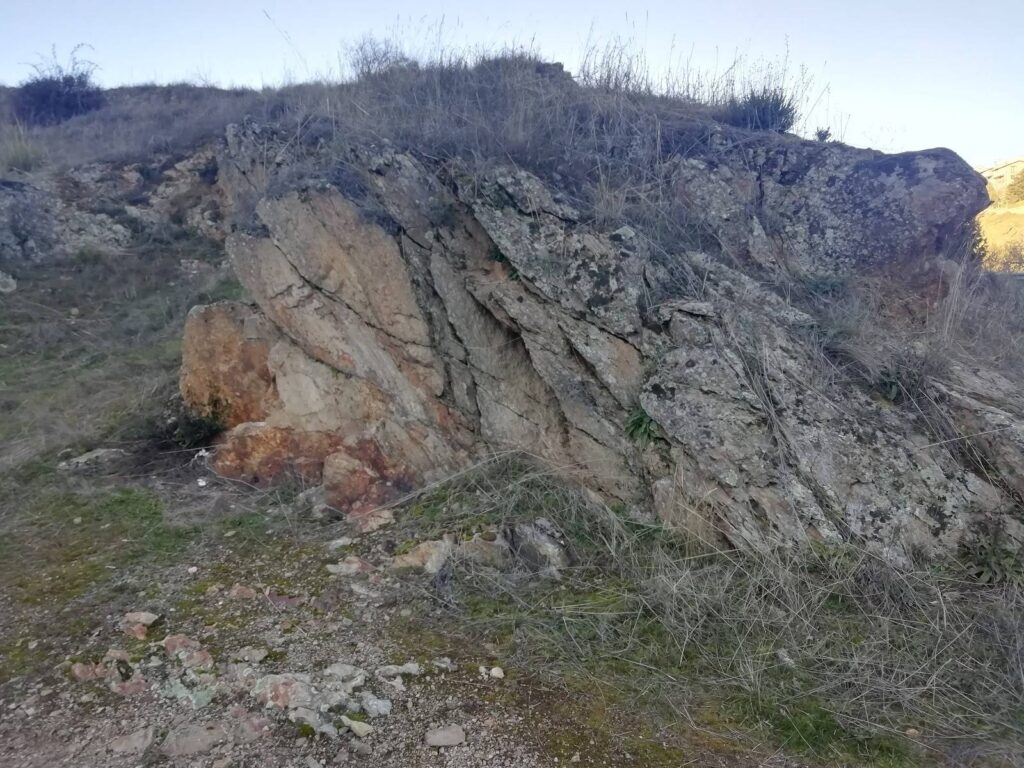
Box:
[676, 144, 990, 278]
[181, 122, 1024, 564]
[0, 152, 223, 266]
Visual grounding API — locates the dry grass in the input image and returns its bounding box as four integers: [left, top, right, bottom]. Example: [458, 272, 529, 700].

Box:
[806, 239, 1024, 397]
[3, 38, 812, 258]
[0, 122, 44, 172]
[0, 221, 239, 470]
[11, 84, 272, 168]
[394, 454, 1024, 765]
[985, 242, 1024, 273]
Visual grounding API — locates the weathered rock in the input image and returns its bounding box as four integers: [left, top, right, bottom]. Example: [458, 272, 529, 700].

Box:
[177, 121, 1019, 564]
[326, 555, 375, 576]
[324, 663, 367, 693]
[70, 662, 108, 682]
[109, 672, 148, 697]
[163, 634, 202, 656]
[122, 611, 160, 627]
[389, 539, 453, 574]
[341, 715, 373, 739]
[457, 531, 513, 570]
[234, 646, 269, 664]
[425, 724, 466, 747]
[56, 448, 127, 473]
[252, 673, 314, 710]
[108, 725, 156, 754]
[0, 270, 15, 293]
[290, 706, 337, 737]
[359, 692, 392, 718]
[511, 519, 571, 576]
[161, 723, 227, 757]
[228, 583, 259, 600]
[182, 649, 215, 669]
[671, 141, 989, 279]
[376, 662, 422, 678]
[180, 302, 282, 426]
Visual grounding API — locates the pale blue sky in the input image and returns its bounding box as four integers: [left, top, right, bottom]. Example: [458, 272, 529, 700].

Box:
[2, 0, 1021, 167]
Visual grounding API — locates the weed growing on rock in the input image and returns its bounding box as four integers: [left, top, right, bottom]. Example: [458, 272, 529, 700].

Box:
[625, 403, 659, 445]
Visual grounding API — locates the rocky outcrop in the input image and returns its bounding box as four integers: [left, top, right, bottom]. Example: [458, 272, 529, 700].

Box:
[0, 151, 223, 265]
[181, 121, 1024, 563]
[676, 144, 989, 277]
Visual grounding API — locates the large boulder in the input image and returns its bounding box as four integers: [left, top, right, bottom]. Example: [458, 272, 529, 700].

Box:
[180, 122, 1020, 564]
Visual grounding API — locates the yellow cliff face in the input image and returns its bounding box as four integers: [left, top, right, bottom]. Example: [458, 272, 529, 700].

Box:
[978, 158, 1024, 270]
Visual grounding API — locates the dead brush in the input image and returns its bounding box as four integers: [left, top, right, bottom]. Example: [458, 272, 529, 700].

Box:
[394, 454, 1024, 763]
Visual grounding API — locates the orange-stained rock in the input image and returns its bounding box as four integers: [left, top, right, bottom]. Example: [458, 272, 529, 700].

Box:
[180, 302, 281, 427]
[322, 440, 416, 531]
[212, 423, 345, 485]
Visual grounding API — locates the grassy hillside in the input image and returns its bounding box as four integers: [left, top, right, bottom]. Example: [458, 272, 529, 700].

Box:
[979, 159, 1024, 271]
[1, 44, 1023, 767]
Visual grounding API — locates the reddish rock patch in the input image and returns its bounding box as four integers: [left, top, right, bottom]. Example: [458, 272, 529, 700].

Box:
[212, 424, 345, 485]
[180, 302, 281, 427]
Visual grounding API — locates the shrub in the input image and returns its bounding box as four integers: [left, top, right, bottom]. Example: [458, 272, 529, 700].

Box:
[715, 85, 798, 132]
[1004, 171, 1024, 205]
[14, 46, 104, 126]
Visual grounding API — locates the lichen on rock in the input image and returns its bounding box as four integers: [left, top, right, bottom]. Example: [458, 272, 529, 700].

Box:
[179, 119, 1023, 564]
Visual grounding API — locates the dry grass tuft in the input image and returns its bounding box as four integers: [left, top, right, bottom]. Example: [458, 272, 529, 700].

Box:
[0, 122, 44, 172]
[395, 454, 1024, 764]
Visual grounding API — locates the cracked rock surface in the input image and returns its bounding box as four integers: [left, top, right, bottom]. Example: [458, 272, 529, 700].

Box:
[180, 123, 1022, 565]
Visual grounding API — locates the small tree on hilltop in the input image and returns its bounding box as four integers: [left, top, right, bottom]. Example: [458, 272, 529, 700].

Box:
[15, 45, 104, 126]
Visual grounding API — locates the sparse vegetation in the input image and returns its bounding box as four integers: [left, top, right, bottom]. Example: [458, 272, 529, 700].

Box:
[397, 455, 1024, 764]
[14, 46, 104, 126]
[1, 35, 1021, 768]
[962, 522, 1024, 586]
[986, 241, 1024, 272]
[0, 122, 44, 172]
[625, 403, 659, 445]
[1004, 171, 1024, 205]
[715, 84, 798, 132]
[0, 177, 234, 468]
[0, 37, 811, 255]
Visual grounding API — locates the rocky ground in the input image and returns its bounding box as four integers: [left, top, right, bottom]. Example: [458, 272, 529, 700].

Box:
[0, 450, 801, 768]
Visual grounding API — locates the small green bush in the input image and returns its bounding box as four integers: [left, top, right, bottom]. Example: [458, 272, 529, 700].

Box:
[962, 525, 1024, 586]
[716, 85, 797, 132]
[14, 46, 104, 126]
[625, 403, 659, 445]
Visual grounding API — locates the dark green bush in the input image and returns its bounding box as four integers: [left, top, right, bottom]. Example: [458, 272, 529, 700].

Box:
[15, 46, 104, 126]
[715, 85, 797, 132]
